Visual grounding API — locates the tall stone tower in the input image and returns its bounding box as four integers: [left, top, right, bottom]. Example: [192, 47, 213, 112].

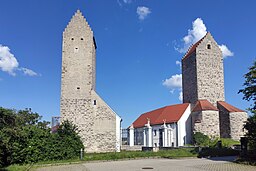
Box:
[60, 10, 121, 152]
[182, 32, 225, 106]
[182, 32, 247, 140]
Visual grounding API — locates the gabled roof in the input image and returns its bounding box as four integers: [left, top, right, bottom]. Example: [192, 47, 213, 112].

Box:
[132, 103, 190, 128]
[192, 99, 218, 112]
[182, 32, 209, 60]
[217, 101, 245, 112]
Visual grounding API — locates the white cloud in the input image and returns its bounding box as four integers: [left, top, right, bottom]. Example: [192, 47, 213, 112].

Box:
[176, 60, 181, 69]
[162, 74, 182, 89]
[175, 18, 234, 58]
[163, 61, 183, 101]
[117, 0, 132, 7]
[123, 0, 132, 3]
[176, 18, 207, 53]
[219, 44, 234, 58]
[137, 6, 151, 20]
[162, 74, 183, 102]
[20, 67, 38, 76]
[0, 45, 19, 76]
[179, 91, 183, 102]
[0, 44, 39, 76]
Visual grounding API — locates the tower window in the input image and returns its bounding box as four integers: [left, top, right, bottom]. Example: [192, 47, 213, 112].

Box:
[207, 44, 211, 49]
[93, 100, 97, 105]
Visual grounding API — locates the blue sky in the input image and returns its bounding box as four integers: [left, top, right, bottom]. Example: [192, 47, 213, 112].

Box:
[0, 0, 255, 128]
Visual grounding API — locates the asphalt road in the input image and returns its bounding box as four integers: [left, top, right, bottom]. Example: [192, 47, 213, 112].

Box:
[36, 157, 256, 171]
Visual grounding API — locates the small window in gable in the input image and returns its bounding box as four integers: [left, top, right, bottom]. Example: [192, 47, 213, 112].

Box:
[93, 100, 97, 105]
[207, 44, 211, 49]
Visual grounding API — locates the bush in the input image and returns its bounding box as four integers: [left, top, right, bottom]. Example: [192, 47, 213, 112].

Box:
[198, 147, 239, 158]
[0, 107, 84, 167]
[193, 132, 210, 146]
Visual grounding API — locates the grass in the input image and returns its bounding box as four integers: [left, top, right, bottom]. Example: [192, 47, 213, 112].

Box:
[220, 138, 240, 147]
[2, 148, 197, 171]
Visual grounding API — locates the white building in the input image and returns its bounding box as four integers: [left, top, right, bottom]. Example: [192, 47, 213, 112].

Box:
[129, 103, 191, 147]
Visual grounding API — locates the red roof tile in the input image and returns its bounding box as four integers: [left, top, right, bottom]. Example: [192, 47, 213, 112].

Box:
[192, 99, 218, 112]
[182, 33, 208, 60]
[132, 103, 190, 128]
[217, 101, 245, 112]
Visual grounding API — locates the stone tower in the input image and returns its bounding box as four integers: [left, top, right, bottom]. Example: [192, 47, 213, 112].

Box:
[60, 10, 121, 152]
[182, 32, 247, 140]
[182, 32, 225, 106]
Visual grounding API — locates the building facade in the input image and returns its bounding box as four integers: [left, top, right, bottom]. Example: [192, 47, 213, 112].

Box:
[182, 32, 247, 140]
[129, 103, 191, 147]
[129, 32, 247, 147]
[60, 10, 121, 153]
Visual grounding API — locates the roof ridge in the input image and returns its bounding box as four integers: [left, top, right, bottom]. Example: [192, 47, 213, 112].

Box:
[182, 33, 208, 60]
[217, 101, 244, 112]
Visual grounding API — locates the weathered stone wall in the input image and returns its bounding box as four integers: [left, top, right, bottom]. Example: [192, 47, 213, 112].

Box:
[218, 104, 247, 140]
[182, 53, 198, 105]
[60, 10, 118, 153]
[229, 112, 247, 141]
[217, 104, 230, 138]
[195, 34, 225, 106]
[182, 33, 225, 106]
[192, 110, 220, 137]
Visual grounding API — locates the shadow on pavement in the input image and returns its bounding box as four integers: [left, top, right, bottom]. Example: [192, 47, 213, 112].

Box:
[205, 156, 237, 162]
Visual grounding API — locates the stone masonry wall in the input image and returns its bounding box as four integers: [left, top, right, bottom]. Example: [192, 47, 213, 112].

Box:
[182, 53, 198, 105]
[182, 33, 225, 106]
[192, 110, 220, 137]
[229, 112, 247, 141]
[217, 104, 230, 138]
[218, 104, 247, 140]
[196, 34, 225, 106]
[60, 11, 118, 152]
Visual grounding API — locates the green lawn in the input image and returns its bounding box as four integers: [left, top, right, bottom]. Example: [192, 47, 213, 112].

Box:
[2, 148, 197, 171]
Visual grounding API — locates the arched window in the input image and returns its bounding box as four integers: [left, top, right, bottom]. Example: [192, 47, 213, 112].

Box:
[207, 44, 211, 49]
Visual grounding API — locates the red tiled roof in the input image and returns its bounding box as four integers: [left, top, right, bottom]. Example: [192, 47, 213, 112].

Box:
[192, 99, 218, 112]
[182, 33, 208, 60]
[217, 101, 245, 112]
[132, 103, 190, 128]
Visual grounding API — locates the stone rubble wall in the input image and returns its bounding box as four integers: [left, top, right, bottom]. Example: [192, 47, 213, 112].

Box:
[229, 112, 247, 141]
[217, 104, 231, 138]
[217, 103, 247, 140]
[60, 11, 118, 153]
[182, 53, 198, 105]
[195, 34, 225, 106]
[192, 110, 220, 137]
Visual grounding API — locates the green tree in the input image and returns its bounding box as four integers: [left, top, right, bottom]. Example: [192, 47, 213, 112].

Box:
[239, 60, 256, 149]
[0, 107, 84, 167]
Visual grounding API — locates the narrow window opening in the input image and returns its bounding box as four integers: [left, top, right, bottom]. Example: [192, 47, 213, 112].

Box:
[93, 100, 97, 105]
[71, 38, 74, 40]
[207, 44, 211, 49]
[81, 38, 84, 40]
[77, 87, 80, 90]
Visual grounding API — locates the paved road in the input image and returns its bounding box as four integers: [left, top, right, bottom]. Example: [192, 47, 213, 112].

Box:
[36, 157, 256, 171]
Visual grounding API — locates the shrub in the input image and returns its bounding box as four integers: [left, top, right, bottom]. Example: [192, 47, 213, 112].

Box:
[198, 147, 239, 158]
